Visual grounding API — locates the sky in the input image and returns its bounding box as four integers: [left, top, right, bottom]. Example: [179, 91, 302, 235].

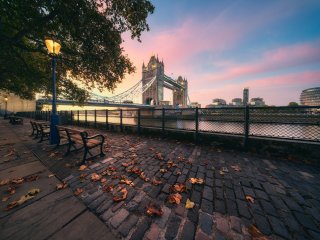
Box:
[105, 0, 320, 106]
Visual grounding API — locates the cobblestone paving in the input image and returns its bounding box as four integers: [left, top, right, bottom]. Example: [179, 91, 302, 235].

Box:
[14, 122, 320, 240]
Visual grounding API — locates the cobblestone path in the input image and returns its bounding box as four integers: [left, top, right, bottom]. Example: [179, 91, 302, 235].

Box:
[13, 121, 320, 240]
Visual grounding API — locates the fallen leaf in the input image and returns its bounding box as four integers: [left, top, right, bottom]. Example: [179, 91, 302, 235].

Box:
[231, 165, 241, 172]
[102, 185, 114, 192]
[10, 178, 24, 184]
[155, 152, 164, 161]
[146, 202, 163, 216]
[78, 165, 88, 171]
[24, 175, 39, 182]
[185, 199, 195, 209]
[221, 167, 228, 173]
[56, 182, 68, 190]
[49, 152, 56, 157]
[177, 156, 185, 162]
[6, 188, 40, 210]
[245, 195, 255, 204]
[0, 179, 10, 186]
[247, 225, 270, 239]
[174, 171, 182, 176]
[120, 179, 134, 187]
[168, 193, 182, 204]
[48, 174, 55, 178]
[219, 170, 225, 176]
[8, 186, 16, 195]
[167, 160, 177, 168]
[4, 149, 15, 157]
[139, 172, 150, 182]
[151, 178, 162, 186]
[122, 161, 135, 167]
[64, 163, 72, 168]
[79, 173, 88, 179]
[170, 183, 187, 193]
[74, 188, 84, 196]
[100, 178, 107, 183]
[101, 169, 112, 176]
[2, 196, 10, 202]
[113, 188, 128, 202]
[108, 166, 117, 171]
[91, 173, 101, 181]
[188, 178, 204, 184]
[159, 169, 167, 173]
[6, 201, 18, 210]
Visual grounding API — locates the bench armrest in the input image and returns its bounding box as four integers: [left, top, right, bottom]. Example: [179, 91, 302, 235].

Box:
[83, 134, 105, 143]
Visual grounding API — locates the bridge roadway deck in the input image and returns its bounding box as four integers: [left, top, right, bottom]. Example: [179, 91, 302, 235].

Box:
[1, 118, 320, 239]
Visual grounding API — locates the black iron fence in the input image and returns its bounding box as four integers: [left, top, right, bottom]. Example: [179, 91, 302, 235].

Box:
[17, 105, 320, 144]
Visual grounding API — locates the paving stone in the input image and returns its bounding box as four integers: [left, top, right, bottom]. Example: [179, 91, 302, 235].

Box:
[226, 199, 238, 216]
[205, 177, 214, 187]
[191, 190, 202, 204]
[110, 208, 129, 228]
[118, 215, 139, 237]
[201, 198, 213, 214]
[96, 199, 113, 215]
[215, 187, 224, 199]
[282, 196, 304, 213]
[177, 174, 187, 183]
[308, 230, 320, 239]
[234, 186, 245, 200]
[155, 206, 171, 228]
[187, 206, 199, 223]
[130, 217, 152, 240]
[83, 190, 103, 205]
[168, 175, 177, 184]
[270, 196, 289, 211]
[236, 200, 251, 219]
[255, 190, 269, 201]
[161, 183, 171, 194]
[242, 187, 255, 197]
[279, 211, 300, 232]
[214, 199, 226, 214]
[195, 230, 211, 240]
[88, 194, 107, 211]
[148, 186, 161, 198]
[203, 186, 214, 201]
[230, 216, 242, 233]
[253, 213, 272, 235]
[180, 220, 196, 240]
[215, 215, 229, 235]
[260, 200, 278, 217]
[145, 223, 161, 240]
[268, 215, 290, 239]
[293, 211, 319, 232]
[199, 212, 213, 235]
[112, 201, 124, 212]
[165, 214, 182, 240]
[132, 191, 146, 203]
[175, 204, 186, 217]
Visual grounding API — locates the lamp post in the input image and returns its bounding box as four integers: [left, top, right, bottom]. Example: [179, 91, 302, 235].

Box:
[4, 97, 8, 119]
[44, 38, 61, 144]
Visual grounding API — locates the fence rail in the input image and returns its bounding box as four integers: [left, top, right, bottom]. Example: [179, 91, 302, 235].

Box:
[17, 106, 320, 144]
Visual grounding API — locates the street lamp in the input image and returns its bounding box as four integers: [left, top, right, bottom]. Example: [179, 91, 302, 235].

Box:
[4, 97, 8, 119]
[44, 38, 61, 144]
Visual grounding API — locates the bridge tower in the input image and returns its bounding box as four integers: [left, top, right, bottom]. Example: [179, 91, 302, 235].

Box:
[142, 55, 164, 105]
[173, 76, 188, 106]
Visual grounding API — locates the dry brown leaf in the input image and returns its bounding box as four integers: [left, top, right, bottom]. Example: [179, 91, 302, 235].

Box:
[108, 166, 117, 171]
[0, 179, 10, 186]
[91, 173, 101, 181]
[5, 188, 40, 211]
[78, 165, 88, 171]
[10, 178, 24, 184]
[219, 170, 225, 176]
[24, 175, 39, 182]
[120, 179, 134, 187]
[6, 201, 18, 210]
[4, 149, 15, 158]
[185, 198, 195, 209]
[174, 171, 182, 176]
[74, 188, 84, 196]
[168, 193, 182, 204]
[231, 165, 241, 172]
[56, 182, 68, 190]
[8, 186, 16, 195]
[139, 172, 150, 182]
[102, 185, 114, 192]
[113, 188, 128, 202]
[101, 169, 112, 176]
[151, 178, 162, 186]
[2, 196, 10, 202]
[247, 225, 270, 239]
[170, 183, 187, 193]
[48, 174, 55, 178]
[146, 202, 163, 216]
[155, 152, 164, 161]
[49, 152, 56, 157]
[245, 195, 255, 204]
[188, 178, 204, 184]
[100, 178, 107, 183]
[122, 161, 135, 167]
[159, 169, 167, 173]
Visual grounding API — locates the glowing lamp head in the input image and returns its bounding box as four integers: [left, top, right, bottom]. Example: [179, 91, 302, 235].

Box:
[4, 97, 8, 102]
[45, 39, 61, 55]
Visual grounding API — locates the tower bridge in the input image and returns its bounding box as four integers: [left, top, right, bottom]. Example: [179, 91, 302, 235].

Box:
[37, 55, 190, 108]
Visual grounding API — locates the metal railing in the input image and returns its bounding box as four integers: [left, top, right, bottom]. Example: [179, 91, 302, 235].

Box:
[17, 106, 320, 145]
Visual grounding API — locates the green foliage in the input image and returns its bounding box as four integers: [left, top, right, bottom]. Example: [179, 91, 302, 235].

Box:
[288, 102, 299, 106]
[0, 0, 154, 102]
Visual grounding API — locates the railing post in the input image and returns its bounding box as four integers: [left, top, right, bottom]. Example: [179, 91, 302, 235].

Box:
[137, 109, 141, 134]
[195, 107, 199, 143]
[94, 109, 97, 128]
[162, 108, 165, 135]
[77, 110, 80, 126]
[120, 109, 123, 132]
[70, 110, 73, 125]
[85, 110, 87, 126]
[243, 105, 250, 149]
[105, 109, 109, 130]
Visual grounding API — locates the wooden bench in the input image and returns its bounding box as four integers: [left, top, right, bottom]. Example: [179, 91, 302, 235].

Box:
[56, 126, 105, 164]
[30, 121, 50, 142]
[9, 116, 24, 125]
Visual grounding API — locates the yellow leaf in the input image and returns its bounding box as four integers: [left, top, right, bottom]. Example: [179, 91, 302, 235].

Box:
[185, 199, 195, 209]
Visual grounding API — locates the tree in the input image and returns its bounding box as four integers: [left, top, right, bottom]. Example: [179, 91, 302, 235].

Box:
[0, 0, 154, 102]
[288, 102, 299, 106]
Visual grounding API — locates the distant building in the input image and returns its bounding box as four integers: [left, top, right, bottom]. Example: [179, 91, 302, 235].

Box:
[300, 87, 320, 106]
[190, 102, 201, 108]
[159, 100, 171, 106]
[231, 98, 243, 106]
[212, 98, 227, 106]
[243, 88, 249, 105]
[250, 97, 266, 106]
